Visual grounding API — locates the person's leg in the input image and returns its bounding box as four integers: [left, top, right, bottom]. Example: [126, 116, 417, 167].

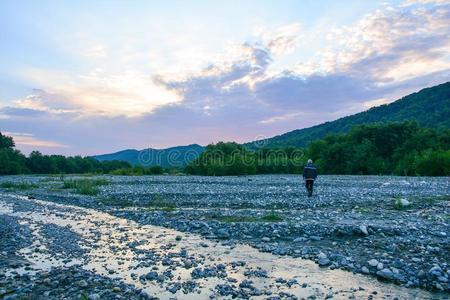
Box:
[306, 180, 313, 196]
[310, 180, 314, 195]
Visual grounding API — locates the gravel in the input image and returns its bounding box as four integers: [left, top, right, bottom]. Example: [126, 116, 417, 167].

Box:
[1, 174, 449, 296]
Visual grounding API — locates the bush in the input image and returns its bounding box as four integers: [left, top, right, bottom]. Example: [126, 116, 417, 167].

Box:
[62, 178, 109, 196]
[109, 165, 165, 176]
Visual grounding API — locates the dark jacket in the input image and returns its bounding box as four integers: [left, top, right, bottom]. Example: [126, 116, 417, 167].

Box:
[303, 162, 317, 180]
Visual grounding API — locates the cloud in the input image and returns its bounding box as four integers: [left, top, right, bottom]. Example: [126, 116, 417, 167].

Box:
[1, 0, 449, 155]
[257, 23, 301, 56]
[83, 44, 107, 58]
[160, 1, 450, 117]
[14, 69, 181, 117]
[314, 2, 450, 82]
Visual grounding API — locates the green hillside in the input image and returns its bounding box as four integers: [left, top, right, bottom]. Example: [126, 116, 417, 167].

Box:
[247, 82, 450, 148]
[93, 144, 204, 168]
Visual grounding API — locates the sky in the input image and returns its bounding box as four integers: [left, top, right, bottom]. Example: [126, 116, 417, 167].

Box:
[0, 0, 449, 155]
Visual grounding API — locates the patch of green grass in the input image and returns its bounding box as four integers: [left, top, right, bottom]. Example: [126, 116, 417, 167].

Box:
[417, 195, 449, 204]
[148, 194, 177, 210]
[80, 292, 89, 300]
[62, 178, 109, 196]
[210, 215, 259, 223]
[210, 210, 283, 223]
[261, 211, 283, 222]
[0, 181, 38, 190]
[354, 206, 371, 213]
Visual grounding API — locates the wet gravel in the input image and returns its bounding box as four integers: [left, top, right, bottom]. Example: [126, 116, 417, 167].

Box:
[0, 266, 153, 300]
[0, 174, 449, 298]
[0, 215, 32, 269]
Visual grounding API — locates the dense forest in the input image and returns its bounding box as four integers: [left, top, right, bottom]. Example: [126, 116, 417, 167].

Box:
[187, 122, 450, 176]
[185, 142, 305, 175]
[309, 121, 450, 176]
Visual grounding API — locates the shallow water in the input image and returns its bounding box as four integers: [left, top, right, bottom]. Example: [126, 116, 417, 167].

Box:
[0, 195, 446, 299]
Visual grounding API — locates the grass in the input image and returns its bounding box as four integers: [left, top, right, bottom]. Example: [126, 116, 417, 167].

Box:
[0, 181, 38, 190]
[210, 210, 283, 223]
[62, 178, 109, 196]
[417, 195, 449, 205]
[392, 195, 449, 210]
[354, 206, 371, 214]
[97, 193, 177, 211]
[210, 215, 259, 223]
[261, 210, 284, 222]
[148, 193, 177, 211]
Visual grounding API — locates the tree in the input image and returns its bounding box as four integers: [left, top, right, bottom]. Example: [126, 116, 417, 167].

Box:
[0, 132, 15, 149]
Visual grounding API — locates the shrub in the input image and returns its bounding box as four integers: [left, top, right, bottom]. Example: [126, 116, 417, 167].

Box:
[62, 178, 109, 196]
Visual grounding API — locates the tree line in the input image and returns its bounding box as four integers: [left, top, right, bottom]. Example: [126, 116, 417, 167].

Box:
[186, 121, 450, 176]
[2, 121, 449, 176]
[0, 132, 127, 174]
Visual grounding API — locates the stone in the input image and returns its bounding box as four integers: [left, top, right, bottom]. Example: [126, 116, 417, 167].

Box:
[359, 225, 369, 235]
[77, 280, 88, 287]
[377, 268, 394, 280]
[293, 237, 306, 243]
[261, 237, 271, 242]
[361, 266, 370, 274]
[175, 235, 182, 241]
[368, 259, 378, 267]
[145, 271, 159, 281]
[112, 286, 121, 293]
[377, 263, 384, 270]
[318, 258, 331, 267]
[395, 198, 410, 207]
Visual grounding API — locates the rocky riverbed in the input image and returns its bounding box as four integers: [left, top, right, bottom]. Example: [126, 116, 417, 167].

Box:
[0, 174, 448, 299]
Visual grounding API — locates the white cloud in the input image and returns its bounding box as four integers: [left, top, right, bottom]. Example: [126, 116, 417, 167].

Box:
[257, 23, 302, 56]
[300, 1, 450, 84]
[16, 69, 181, 117]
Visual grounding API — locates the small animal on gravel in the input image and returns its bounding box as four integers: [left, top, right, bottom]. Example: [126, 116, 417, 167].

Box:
[303, 159, 318, 197]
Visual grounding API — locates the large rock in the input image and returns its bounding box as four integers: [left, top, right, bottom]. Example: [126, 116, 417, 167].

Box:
[368, 259, 379, 267]
[359, 225, 369, 235]
[377, 268, 394, 280]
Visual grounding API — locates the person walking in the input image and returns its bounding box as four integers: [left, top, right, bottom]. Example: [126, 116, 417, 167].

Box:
[303, 159, 317, 197]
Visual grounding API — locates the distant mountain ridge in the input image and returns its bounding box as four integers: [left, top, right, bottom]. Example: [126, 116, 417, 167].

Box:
[93, 82, 449, 166]
[93, 144, 204, 168]
[246, 81, 450, 148]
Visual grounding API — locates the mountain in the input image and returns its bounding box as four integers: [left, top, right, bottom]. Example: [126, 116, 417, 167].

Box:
[93, 144, 205, 168]
[246, 82, 450, 148]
